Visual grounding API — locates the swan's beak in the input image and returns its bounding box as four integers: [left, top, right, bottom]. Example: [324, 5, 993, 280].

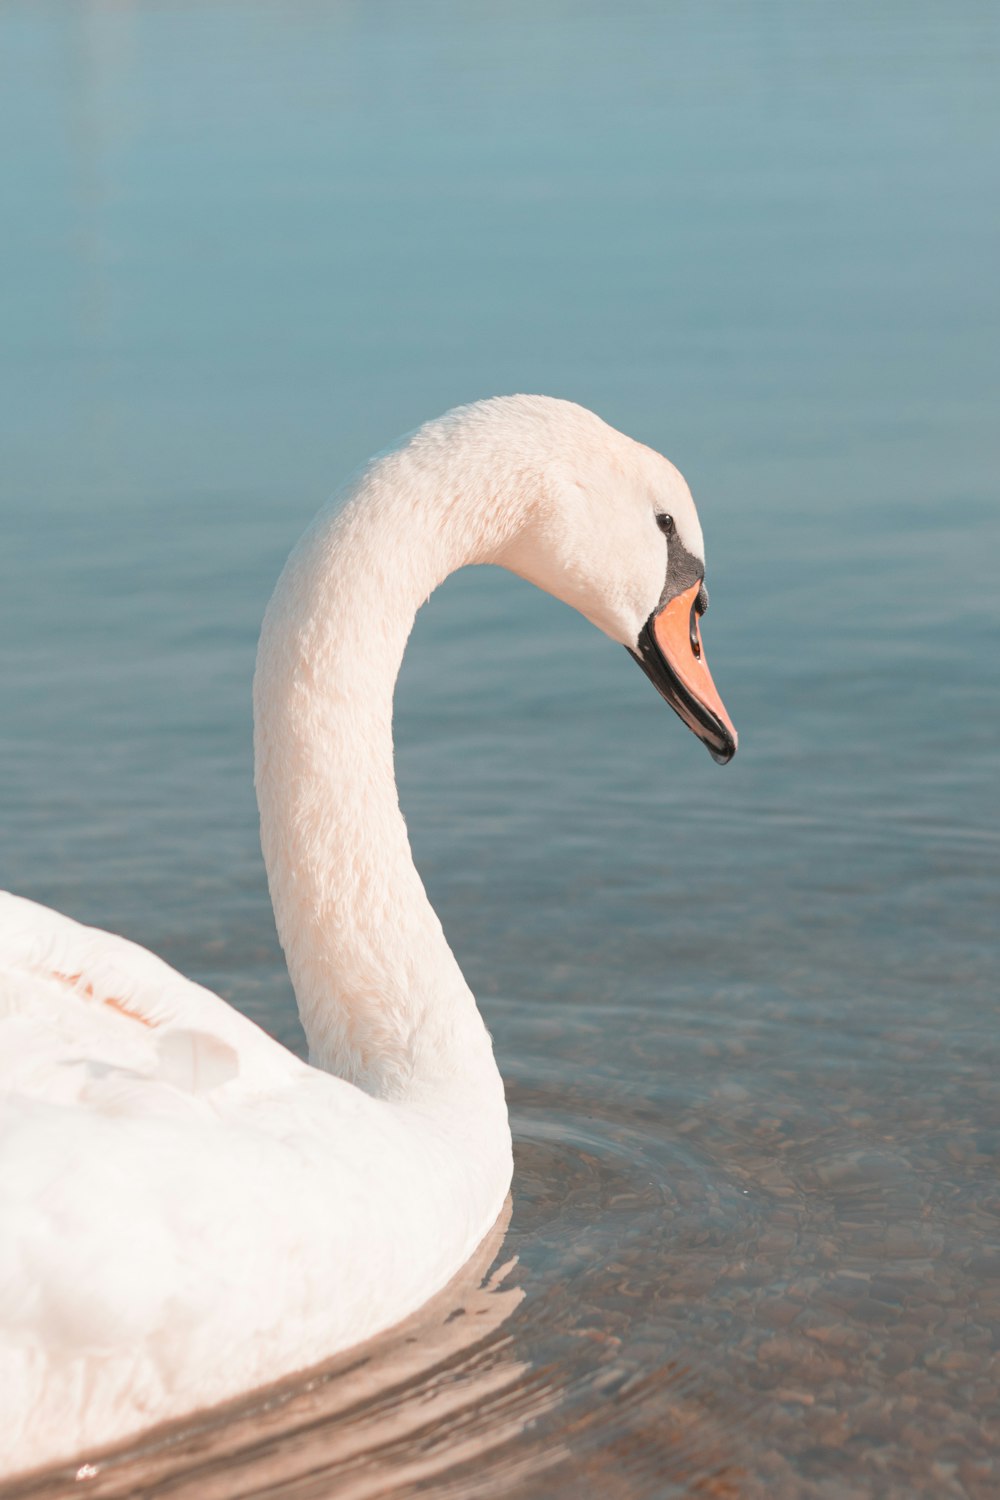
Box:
[629, 580, 738, 764]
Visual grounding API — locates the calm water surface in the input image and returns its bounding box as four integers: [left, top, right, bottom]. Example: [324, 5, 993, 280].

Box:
[2, 3, 999, 1496]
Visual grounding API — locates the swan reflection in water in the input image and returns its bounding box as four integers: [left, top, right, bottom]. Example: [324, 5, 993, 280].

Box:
[15, 1174, 745, 1500]
[17, 1202, 525, 1500]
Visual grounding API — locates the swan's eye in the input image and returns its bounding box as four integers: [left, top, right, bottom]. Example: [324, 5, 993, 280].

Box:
[697, 582, 709, 616]
[655, 513, 675, 537]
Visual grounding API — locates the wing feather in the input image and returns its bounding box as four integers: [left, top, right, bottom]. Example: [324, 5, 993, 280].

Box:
[0, 892, 301, 1108]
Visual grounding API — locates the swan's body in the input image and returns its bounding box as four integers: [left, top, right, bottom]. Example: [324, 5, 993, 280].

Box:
[0, 396, 736, 1479]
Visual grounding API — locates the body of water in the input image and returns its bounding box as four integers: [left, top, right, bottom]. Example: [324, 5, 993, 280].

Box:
[2, 3, 999, 1495]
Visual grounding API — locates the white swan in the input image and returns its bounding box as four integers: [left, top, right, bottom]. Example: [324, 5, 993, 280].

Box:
[0, 396, 737, 1480]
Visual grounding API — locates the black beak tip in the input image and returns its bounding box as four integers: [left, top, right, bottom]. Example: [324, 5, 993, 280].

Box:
[708, 735, 737, 766]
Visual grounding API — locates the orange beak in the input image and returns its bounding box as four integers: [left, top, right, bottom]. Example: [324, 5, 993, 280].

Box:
[630, 580, 738, 764]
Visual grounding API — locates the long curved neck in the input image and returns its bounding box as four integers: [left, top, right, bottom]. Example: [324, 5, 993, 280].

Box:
[253, 417, 536, 1104]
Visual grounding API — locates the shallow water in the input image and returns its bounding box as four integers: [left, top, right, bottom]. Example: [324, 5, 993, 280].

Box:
[2, 1, 999, 1495]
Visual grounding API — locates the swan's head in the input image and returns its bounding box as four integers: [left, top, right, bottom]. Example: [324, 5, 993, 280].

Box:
[490, 397, 738, 764]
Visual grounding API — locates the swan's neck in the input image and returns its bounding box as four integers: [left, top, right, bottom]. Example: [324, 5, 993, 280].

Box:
[253, 419, 535, 1105]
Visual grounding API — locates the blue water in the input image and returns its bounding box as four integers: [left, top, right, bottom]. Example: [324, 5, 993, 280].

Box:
[2, 3, 999, 1496]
